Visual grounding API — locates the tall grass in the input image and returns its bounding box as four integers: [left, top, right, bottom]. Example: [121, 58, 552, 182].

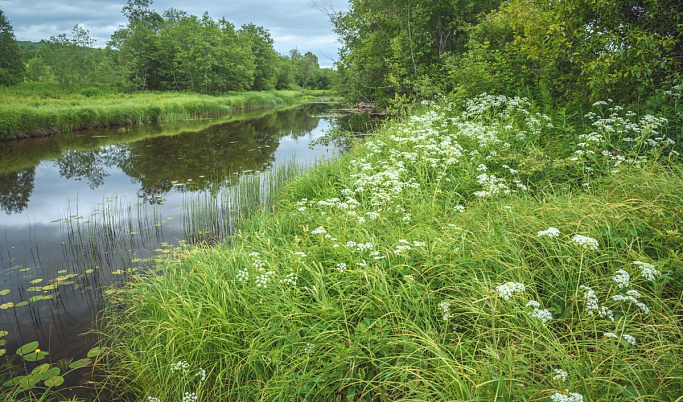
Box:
[0, 84, 310, 140]
[103, 94, 682, 400]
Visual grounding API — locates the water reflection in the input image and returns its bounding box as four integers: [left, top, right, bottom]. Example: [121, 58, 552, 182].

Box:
[0, 102, 339, 396]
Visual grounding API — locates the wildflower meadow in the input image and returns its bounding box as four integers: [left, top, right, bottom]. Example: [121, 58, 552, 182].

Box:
[104, 93, 683, 400]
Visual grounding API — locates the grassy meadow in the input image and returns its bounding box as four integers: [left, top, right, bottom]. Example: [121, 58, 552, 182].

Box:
[99, 93, 683, 401]
[0, 83, 313, 140]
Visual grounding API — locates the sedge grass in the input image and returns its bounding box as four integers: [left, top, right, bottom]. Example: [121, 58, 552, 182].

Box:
[102, 94, 682, 401]
[0, 85, 310, 140]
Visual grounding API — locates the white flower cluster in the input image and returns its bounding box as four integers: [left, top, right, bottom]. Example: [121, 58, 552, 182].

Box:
[633, 261, 661, 282]
[438, 301, 453, 321]
[182, 391, 197, 402]
[255, 271, 276, 288]
[283, 273, 298, 286]
[579, 285, 614, 321]
[495, 282, 525, 301]
[612, 269, 630, 288]
[603, 332, 637, 346]
[336, 263, 347, 273]
[569, 235, 599, 251]
[537, 227, 561, 238]
[550, 392, 584, 402]
[526, 300, 552, 323]
[197, 368, 206, 381]
[612, 291, 650, 315]
[311, 226, 327, 235]
[553, 368, 568, 382]
[170, 360, 191, 374]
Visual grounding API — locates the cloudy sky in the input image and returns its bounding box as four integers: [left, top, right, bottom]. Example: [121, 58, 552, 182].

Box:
[0, 0, 348, 66]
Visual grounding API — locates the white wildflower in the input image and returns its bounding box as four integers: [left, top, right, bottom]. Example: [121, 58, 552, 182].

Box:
[530, 308, 553, 323]
[612, 269, 630, 289]
[495, 282, 525, 301]
[553, 368, 568, 382]
[438, 302, 453, 321]
[183, 391, 197, 402]
[336, 263, 347, 272]
[454, 205, 465, 212]
[622, 334, 637, 346]
[603, 332, 618, 339]
[633, 261, 660, 282]
[570, 235, 599, 251]
[551, 392, 584, 402]
[197, 368, 206, 381]
[293, 251, 307, 257]
[283, 273, 298, 286]
[170, 360, 191, 374]
[526, 300, 541, 308]
[311, 226, 327, 235]
[537, 227, 561, 238]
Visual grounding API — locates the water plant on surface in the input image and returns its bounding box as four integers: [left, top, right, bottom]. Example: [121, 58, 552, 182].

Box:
[103, 93, 682, 400]
[1, 339, 103, 399]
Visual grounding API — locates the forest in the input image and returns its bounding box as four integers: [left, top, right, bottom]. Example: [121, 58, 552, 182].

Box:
[0, 0, 338, 94]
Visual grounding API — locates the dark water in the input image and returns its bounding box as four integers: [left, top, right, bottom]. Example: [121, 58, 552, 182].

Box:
[0, 103, 341, 395]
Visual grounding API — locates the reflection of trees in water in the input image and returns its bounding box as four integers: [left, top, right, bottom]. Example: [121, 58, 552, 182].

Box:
[0, 104, 330, 208]
[119, 105, 325, 201]
[0, 169, 35, 214]
[55, 149, 111, 189]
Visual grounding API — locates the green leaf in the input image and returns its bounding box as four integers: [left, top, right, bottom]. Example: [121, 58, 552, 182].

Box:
[44, 375, 64, 387]
[15, 301, 28, 307]
[69, 357, 91, 369]
[23, 351, 49, 361]
[87, 346, 104, 358]
[31, 363, 51, 375]
[16, 341, 39, 355]
[0, 289, 10, 296]
[42, 367, 61, 380]
[0, 330, 8, 337]
[3, 375, 25, 387]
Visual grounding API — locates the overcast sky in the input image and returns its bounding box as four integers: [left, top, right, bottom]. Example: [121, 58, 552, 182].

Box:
[0, 0, 348, 67]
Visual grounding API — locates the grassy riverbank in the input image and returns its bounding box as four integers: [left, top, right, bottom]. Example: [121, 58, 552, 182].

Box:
[0, 83, 314, 140]
[104, 94, 682, 401]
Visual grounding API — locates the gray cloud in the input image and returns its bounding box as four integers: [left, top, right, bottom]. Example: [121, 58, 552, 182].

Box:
[0, 0, 346, 66]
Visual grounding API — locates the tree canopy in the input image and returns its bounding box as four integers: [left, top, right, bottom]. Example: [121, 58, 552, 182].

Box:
[0, 8, 24, 86]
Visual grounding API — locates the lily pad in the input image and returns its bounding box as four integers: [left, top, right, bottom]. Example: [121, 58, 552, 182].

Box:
[44, 375, 64, 387]
[23, 351, 49, 361]
[29, 279, 43, 284]
[0, 303, 13, 309]
[69, 358, 91, 369]
[0, 349, 5, 357]
[87, 346, 104, 358]
[31, 364, 51, 375]
[0, 289, 10, 296]
[15, 301, 28, 307]
[16, 341, 39, 355]
[41, 284, 59, 291]
[27, 286, 43, 292]
[0, 331, 7, 337]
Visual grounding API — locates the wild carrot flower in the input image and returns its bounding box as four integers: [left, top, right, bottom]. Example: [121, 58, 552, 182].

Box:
[633, 261, 660, 281]
[495, 282, 525, 301]
[182, 392, 197, 402]
[311, 226, 327, 235]
[550, 392, 584, 402]
[553, 368, 568, 382]
[570, 235, 599, 250]
[612, 269, 630, 288]
[438, 302, 452, 321]
[622, 334, 637, 346]
[537, 227, 560, 238]
[170, 360, 190, 374]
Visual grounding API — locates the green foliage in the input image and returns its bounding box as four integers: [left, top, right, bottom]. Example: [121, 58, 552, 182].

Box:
[0, 85, 308, 139]
[453, 0, 683, 108]
[0, 8, 25, 86]
[103, 95, 682, 400]
[330, 0, 501, 106]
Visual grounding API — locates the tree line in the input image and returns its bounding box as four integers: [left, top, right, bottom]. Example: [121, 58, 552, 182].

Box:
[324, 0, 682, 109]
[0, 0, 338, 93]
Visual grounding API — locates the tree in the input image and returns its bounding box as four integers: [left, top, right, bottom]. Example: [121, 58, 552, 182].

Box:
[43, 25, 98, 88]
[240, 23, 278, 90]
[327, 0, 500, 105]
[0, 8, 24, 85]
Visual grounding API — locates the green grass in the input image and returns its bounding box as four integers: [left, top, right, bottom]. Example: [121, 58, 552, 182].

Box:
[0, 83, 311, 140]
[101, 94, 682, 401]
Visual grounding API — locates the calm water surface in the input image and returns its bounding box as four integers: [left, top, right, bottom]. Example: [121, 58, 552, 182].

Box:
[0, 103, 340, 394]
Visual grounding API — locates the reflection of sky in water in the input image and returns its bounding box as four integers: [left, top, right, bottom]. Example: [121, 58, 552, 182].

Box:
[0, 108, 337, 363]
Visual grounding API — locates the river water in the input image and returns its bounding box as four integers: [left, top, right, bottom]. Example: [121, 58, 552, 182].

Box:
[0, 102, 341, 394]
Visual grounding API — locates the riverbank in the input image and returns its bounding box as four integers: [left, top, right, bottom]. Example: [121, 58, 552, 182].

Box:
[0, 83, 318, 140]
[104, 94, 682, 400]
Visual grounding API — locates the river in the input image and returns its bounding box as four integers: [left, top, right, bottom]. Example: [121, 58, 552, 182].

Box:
[0, 102, 343, 395]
